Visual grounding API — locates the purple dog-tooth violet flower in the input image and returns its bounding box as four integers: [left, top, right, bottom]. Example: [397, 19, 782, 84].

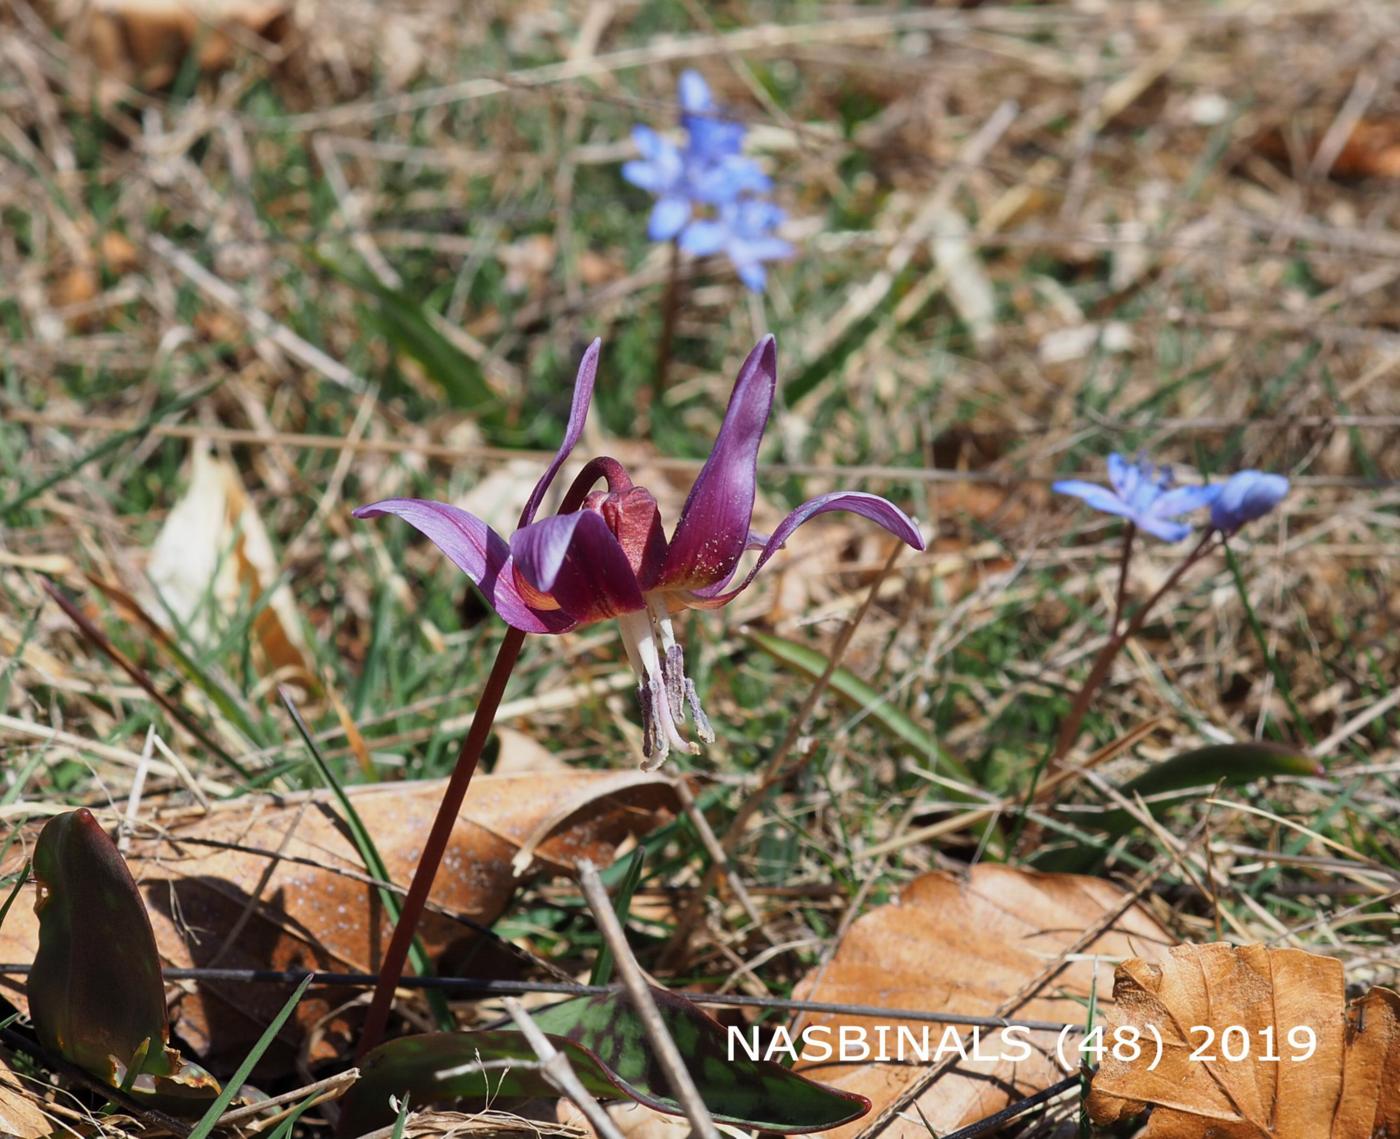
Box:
[355, 337, 925, 768]
[1208, 470, 1289, 533]
[1052, 452, 1217, 543]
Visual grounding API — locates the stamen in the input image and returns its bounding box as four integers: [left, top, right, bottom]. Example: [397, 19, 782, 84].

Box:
[617, 605, 714, 768]
[618, 610, 695, 768]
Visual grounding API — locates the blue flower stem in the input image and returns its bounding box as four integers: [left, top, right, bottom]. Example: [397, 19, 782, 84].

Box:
[1111, 522, 1136, 636]
[1052, 529, 1217, 763]
[355, 625, 528, 1060]
[652, 237, 683, 404]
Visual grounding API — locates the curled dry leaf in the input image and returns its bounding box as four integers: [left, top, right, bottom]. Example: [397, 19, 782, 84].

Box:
[0, 772, 677, 1071]
[792, 865, 1172, 1138]
[147, 443, 317, 693]
[0, 1055, 50, 1139]
[1087, 942, 1400, 1138]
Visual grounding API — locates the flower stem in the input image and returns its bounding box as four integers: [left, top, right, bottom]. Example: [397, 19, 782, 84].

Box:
[355, 625, 527, 1060]
[652, 238, 683, 403]
[1051, 529, 1217, 763]
[1111, 522, 1136, 636]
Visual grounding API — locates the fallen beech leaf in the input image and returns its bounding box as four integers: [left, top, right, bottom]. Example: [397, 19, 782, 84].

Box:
[1087, 943, 1400, 1138]
[792, 865, 1172, 1137]
[0, 772, 677, 1071]
[147, 443, 316, 692]
[0, 1056, 50, 1139]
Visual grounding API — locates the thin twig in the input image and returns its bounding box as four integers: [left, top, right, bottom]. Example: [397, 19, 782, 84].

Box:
[503, 998, 628, 1139]
[576, 860, 720, 1139]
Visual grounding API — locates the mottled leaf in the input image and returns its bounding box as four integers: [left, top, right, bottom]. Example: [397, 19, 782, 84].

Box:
[27, 809, 220, 1103]
[1064, 741, 1320, 839]
[345, 987, 870, 1134]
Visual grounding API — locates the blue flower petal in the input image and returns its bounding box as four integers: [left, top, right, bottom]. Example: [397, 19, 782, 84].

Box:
[677, 70, 713, 115]
[1051, 480, 1136, 519]
[1135, 515, 1193, 543]
[648, 196, 692, 240]
[734, 259, 768, 292]
[678, 218, 729, 257]
[1152, 484, 1219, 518]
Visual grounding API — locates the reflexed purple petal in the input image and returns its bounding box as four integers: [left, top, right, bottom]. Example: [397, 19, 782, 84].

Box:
[657, 337, 777, 590]
[1134, 515, 1193, 543]
[353, 498, 571, 633]
[678, 219, 728, 257]
[1209, 471, 1289, 533]
[512, 511, 646, 624]
[685, 491, 925, 606]
[1152, 484, 1219, 517]
[519, 339, 600, 528]
[1051, 480, 1135, 519]
[648, 196, 692, 241]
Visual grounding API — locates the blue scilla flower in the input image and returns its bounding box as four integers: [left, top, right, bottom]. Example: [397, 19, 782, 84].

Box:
[1053, 453, 1217, 542]
[1208, 470, 1289, 533]
[681, 199, 794, 293]
[622, 71, 768, 241]
[622, 70, 789, 291]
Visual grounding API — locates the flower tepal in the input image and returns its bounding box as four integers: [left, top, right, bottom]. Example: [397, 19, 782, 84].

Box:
[1052, 452, 1217, 542]
[355, 338, 925, 768]
[1208, 470, 1289, 533]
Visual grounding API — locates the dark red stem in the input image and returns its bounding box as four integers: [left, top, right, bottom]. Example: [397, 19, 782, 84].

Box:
[652, 238, 682, 402]
[355, 625, 527, 1059]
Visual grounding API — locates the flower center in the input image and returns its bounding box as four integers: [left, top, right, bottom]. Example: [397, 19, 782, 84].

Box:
[616, 598, 713, 769]
[582, 485, 669, 587]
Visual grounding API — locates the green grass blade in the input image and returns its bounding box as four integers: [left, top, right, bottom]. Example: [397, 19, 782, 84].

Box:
[589, 846, 645, 987]
[748, 630, 972, 784]
[278, 688, 454, 1030]
[2, 380, 221, 519]
[0, 860, 30, 937]
[186, 973, 314, 1139]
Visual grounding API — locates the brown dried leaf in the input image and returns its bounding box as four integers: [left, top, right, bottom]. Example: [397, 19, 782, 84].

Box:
[0, 1055, 50, 1139]
[0, 771, 677, 1071]
[793, 865, 1172, 1137]
[57, 0, 290, 87]
[147, 443, 317, 692]
[1087, 943, 1400, 1139]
